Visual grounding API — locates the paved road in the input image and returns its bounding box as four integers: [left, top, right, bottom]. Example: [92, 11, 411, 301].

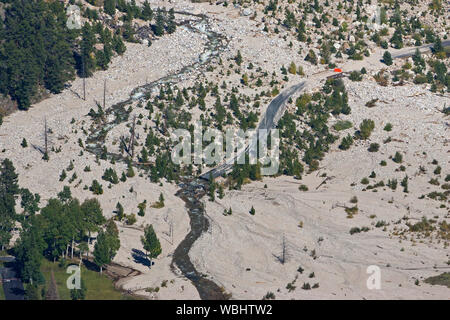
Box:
[200, 40, 450, 180]
[201, 82, 306, 179]
[0, 256, 25, 300]
[392, 40, 450, 59]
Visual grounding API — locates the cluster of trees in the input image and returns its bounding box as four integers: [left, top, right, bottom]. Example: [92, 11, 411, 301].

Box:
[277, 79, 354, 174]
[262, 0, 446, 68]
[410, 41, 449, 92]
[104, 0, 154, 22]
[15, 193, 116, 283]
[0, 159, 119, 284]
[0, 0, 127, 110]
[79, 21, 126, 77]
[230, 159, 262, 190]
[103, 1, 176, 37]
[0, 0, 76, 109]
[152, 7, 177, 37]
[0, 159, 19, 251]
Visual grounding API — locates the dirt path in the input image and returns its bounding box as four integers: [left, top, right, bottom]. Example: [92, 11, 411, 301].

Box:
[45, 270, 60, 300]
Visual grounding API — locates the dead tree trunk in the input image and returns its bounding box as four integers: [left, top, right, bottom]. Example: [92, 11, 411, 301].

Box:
[276, 235, 288, 265]
[71, 237, 74, 259]
[129, 115, 137, 159]
[103, 79, 106, 109]
[44, 118, 48, 156]
[82, 58, 86, 101]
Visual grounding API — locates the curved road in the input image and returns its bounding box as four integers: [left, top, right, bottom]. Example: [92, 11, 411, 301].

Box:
[201, 82, 306, 179]
[200, 41, 449, 180]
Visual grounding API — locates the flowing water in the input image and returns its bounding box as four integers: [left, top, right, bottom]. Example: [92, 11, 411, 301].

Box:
[85, 12, 228, 300]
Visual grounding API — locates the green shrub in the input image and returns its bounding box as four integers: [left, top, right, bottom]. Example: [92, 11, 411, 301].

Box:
[393, 152, 403, 163]
[333, 120, 353, 131]
[383, 123, 393, 131]
[368, 143, 380, 152]
[339, 134, 354, 150]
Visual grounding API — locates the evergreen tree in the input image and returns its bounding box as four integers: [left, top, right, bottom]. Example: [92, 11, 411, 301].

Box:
[305, 49, 318, 65]
[20, 188, 40, 217]
[141, 224, 161, 267]
[383, 51, 393, 66]
[166, 8, 177, 34]
[433, 37, 443, 54]
[153, 8, 165, 36]
[93, 220, 120, 274]
[81, 198, 106, 243]
[104, 0, 117, 16]
[43, 11, 75, 94]
[0, 159, 19, 250]
[15, 216, 46, 284]
[115, 202, 124, 221]
[141, 1, 153, 21]
[80, 23, 96, 77]
[235, 50, 243, 66]
[112, 34, 126, 55]
[390, 28, 403, 49]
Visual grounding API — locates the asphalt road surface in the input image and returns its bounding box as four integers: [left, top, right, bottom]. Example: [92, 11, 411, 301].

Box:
[392, 40, 450, 59]
[201, 40, 450, 180]
[201, 82, 306, 179]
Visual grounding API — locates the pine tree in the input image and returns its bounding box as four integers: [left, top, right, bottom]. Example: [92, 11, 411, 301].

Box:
[390, 28, 403, 49]
[305, 50, 318, 65]
[166, 8, 176, 34]
[383, 51, 393, 66]
[43, 13, 75, 94]
[104, 0, 116, 16]
[141, 1, 153, 21]
[80, 23, 96, 77]
[0, 159, 19, 250]
[433, 37, 443, 53]
[112, 34, 126, 55]
[15, 216, 46, 283]
[235, 50, 243, 66]
[115, 202, 124, 221]
[19, 188, 40, 217]
[93, 231, 109, 274]
[81, 198, 106, 244]
[358, 119, 375, 140]
[141, 224, 161, 267]
[93, 221, 120, 274]
[218, 185, 225, 199]
[153, 9, 165, 36]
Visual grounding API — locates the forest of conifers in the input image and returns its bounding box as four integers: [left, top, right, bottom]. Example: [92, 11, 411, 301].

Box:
[0, 0, 128, 110]
[0, 0, 175, 111]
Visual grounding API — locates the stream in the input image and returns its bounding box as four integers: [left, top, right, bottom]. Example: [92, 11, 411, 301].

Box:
[84, 12, 227, 300]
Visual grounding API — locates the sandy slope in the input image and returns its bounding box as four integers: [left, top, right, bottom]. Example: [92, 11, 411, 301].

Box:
[0, 22, 207, 299]
[190, 81, 449, 300]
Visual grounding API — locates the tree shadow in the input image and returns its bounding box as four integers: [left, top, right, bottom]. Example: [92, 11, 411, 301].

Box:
[131, 249, 150, 268]
[82, 258, 100, 272]
[272, 253, 285, 265]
